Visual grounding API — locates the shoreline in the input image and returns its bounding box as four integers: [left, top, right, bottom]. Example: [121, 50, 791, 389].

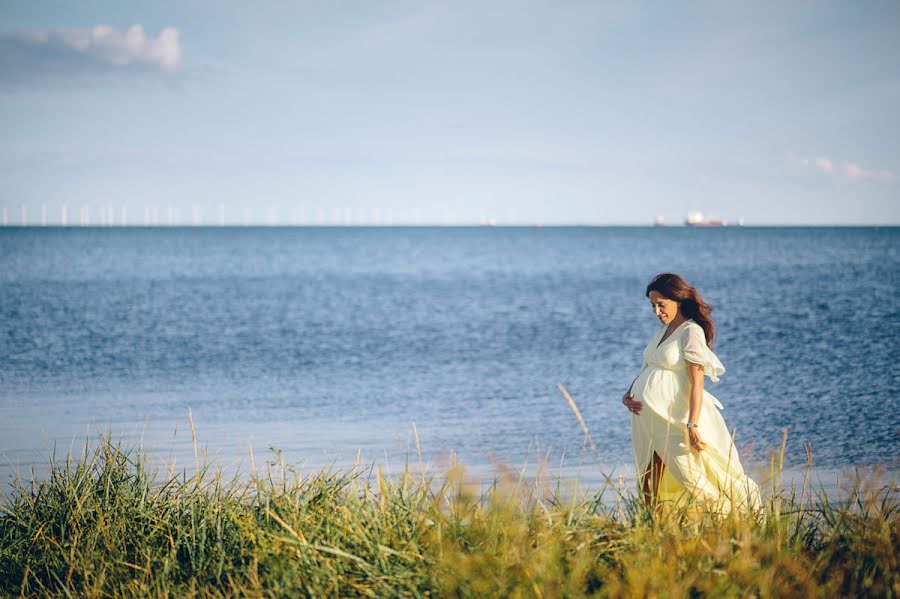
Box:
[1, 426, 892, 505]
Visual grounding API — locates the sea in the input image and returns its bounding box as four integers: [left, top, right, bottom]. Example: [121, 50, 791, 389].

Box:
[1, 226, 898, 490]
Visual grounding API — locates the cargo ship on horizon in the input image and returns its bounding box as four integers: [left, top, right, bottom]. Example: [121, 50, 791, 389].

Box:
[685, 210, 727, 227]
[654, 212, 745, 226]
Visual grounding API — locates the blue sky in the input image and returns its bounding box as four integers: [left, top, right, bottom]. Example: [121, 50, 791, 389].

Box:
[1, 1, 898, 225]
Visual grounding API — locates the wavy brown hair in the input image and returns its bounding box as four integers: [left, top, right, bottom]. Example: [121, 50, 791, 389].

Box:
[645, 272, 716, 348]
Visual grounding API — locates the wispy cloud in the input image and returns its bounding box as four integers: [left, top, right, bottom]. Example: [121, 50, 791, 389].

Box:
[0, 25, 181, 86]
[787, 153, 894, 182]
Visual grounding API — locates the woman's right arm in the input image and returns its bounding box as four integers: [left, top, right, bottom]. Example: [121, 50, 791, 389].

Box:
[626, 373, 639, 394]
[626, 359, 649, 394]
[622, 366, 645, 415]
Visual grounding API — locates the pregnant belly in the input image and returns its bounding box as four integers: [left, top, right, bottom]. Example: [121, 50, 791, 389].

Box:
[631, 367, 653, 401]
[632, 367, 690, 410]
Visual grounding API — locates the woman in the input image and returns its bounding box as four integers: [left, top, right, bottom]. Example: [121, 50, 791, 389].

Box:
[622, 272, 761, 514]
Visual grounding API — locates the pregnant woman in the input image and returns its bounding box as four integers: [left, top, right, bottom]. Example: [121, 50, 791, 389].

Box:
[622, 272, 761, 514]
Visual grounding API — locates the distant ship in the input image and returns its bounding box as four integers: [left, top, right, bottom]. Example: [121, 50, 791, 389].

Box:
[685, 211, 725, 227]
[654, 215, 667, 226]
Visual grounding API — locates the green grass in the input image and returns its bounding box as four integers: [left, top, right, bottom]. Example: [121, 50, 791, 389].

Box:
[0, 431, 896, 598]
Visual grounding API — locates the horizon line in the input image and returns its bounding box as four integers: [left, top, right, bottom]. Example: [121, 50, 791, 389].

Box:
[1, 223, 898, 229]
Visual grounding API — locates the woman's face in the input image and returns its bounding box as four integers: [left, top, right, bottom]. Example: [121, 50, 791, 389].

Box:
[648, 290, 679, 325]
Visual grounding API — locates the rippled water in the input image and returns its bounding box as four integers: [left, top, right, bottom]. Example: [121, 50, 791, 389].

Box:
[1, 226, 897, 484]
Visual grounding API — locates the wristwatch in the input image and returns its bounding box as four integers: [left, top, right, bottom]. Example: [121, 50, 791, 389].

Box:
[686, 422, 698, 430]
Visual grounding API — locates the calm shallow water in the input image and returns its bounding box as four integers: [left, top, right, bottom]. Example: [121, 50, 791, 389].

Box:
[1, 226, 898, 486]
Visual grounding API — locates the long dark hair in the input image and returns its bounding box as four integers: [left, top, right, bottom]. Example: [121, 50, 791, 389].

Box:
[645, 273, 716, 348]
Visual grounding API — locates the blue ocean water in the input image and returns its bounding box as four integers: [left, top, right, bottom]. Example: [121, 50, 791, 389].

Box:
[1, 226, 898, 484]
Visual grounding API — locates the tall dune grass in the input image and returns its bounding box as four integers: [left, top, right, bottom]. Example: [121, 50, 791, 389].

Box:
[0, 430, 896, 597]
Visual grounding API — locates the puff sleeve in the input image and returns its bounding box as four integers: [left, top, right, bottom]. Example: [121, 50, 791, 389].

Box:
[681, 324, 725, 382]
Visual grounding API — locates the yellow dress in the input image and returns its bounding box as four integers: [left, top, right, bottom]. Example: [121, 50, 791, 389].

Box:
[630, 319, 761, 513]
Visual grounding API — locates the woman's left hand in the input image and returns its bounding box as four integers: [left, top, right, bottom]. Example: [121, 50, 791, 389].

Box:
[688, 428, 706, 452]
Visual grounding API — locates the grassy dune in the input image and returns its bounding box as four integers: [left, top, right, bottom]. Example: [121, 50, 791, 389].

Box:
[0, 431, 896, 598]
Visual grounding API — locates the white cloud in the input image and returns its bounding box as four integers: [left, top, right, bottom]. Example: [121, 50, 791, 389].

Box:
[788, 153, 894, 183]
[838, 161, 894, 182]
[814, 157, 833, 174]
[57, 24, 180, 71]
[0, 24, 182, 80]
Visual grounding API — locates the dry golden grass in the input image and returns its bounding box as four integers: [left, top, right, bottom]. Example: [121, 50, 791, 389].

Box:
[0, 423, 896, 598]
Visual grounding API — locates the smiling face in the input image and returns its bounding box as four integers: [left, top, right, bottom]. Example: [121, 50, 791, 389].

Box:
[648, 290, 680, 325]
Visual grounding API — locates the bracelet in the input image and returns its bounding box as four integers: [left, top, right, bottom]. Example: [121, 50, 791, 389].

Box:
[686, 422, 698, 430]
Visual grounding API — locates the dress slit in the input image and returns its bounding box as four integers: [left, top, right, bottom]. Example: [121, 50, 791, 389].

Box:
[641, 451, 666, 502]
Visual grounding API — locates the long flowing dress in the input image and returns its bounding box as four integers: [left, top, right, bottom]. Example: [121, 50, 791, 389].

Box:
[630, 319, 761, 513]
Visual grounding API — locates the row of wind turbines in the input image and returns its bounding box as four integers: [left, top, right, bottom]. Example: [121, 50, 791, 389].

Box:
[0, 203, 499, 227]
